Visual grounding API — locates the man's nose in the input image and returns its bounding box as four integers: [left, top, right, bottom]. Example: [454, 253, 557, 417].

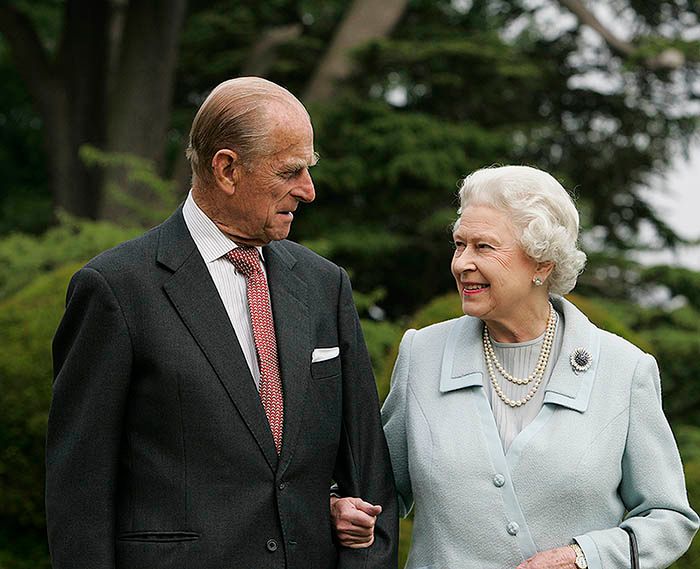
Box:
[294, 169, 315, 203]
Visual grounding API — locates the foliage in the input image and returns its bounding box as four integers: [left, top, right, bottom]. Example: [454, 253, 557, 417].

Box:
[671, 458, 700, 568]
[0, 217, 139, 302]
[0, 264, 80, 529]
[79, 145, 182, 227]
[0, 528, 50, 569]
[283, 0, 700, 318]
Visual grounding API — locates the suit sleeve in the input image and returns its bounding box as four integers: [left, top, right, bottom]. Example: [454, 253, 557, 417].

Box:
[574, 353, 699, 569]
[47, 267, 133, 569]
[381, 329, 416, 518]
[333, 267, 399, 569]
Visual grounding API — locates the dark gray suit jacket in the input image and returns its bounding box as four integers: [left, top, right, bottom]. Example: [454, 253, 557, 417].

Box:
[46, 207, 398, 569]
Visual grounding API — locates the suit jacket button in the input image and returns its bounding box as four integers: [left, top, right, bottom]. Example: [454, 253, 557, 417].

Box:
[278, 481, 287, 490]
[493, 474, 505, 487]
[266, 539, 278, 552]
[507, 522, 520, 536]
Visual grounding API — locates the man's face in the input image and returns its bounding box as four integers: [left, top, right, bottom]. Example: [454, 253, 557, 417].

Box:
[224, 109, 316, 246]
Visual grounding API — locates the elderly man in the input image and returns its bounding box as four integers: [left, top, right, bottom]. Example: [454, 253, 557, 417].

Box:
[46, 77, 398, 569]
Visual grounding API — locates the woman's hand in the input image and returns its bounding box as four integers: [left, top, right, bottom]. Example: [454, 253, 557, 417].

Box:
[330, 496, 382, 548]
[516, 546, 577, 569]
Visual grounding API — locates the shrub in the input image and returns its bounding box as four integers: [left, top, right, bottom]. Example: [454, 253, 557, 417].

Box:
[0, 263, 81, 529]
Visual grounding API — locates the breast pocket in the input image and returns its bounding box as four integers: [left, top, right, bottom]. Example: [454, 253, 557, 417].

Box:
[311, 356, 341, 380]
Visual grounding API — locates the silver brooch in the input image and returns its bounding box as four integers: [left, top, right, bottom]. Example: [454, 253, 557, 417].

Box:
[570, 347, 592, 374]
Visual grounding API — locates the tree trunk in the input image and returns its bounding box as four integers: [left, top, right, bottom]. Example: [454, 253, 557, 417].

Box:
[100, 0, 187, 221]
[0, 0, 111, 219]
[61, 0, 112, 218]
[302, 0, 408, 103]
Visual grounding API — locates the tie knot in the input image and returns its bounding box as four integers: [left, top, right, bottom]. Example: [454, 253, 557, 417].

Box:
[226, 246, 262, 278]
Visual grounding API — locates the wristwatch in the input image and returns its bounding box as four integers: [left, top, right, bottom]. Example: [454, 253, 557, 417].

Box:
[570, 543, 588, 569]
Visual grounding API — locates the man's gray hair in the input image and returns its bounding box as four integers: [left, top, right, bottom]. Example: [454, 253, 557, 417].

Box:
[186, 76, 308, 186]
[456, 165, 587, 295]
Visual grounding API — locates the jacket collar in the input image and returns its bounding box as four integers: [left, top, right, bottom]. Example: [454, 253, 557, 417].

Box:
[439, 296, 600, 413]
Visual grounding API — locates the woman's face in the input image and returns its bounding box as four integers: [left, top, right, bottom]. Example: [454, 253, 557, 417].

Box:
[451, 204, 540, 323]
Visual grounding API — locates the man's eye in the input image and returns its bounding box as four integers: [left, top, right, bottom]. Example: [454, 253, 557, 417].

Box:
[280, 169, 303, 179]
[477, 243, 492, 249]
[453, 242, 465, 251]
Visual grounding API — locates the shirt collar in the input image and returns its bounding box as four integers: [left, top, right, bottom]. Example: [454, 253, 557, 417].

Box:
[182, 190, 264, 264]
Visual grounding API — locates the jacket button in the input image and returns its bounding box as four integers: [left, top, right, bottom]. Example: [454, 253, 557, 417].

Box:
[507, 522, 520, 536]
[278, 481, 287, 490]
[493, 474, 505, 487]
[266, 539, 278, 552]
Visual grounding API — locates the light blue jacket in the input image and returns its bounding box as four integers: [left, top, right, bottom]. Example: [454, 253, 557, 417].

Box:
[383, 296, 698, 569]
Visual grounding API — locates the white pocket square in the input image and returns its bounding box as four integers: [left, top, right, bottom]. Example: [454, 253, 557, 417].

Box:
[312, 347, 340, 363]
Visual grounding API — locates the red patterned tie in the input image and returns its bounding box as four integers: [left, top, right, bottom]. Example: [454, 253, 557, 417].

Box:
[226, 246, 284, 454]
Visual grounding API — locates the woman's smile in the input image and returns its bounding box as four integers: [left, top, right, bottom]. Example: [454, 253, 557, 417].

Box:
[461, 282, 490, 295]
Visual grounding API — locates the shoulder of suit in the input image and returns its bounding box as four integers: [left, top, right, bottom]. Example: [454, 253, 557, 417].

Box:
[83, 224, 161, 277]
[273, 239, 339, 272]
[558, 295, 651, 367]
[597, 327, 650, 365]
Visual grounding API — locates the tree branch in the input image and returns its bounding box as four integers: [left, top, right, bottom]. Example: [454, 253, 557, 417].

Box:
[0, 4, 58, 115]
[557, 0, 685, 70]
[241, 23, 303, 77]
[302, 0, 408, 103]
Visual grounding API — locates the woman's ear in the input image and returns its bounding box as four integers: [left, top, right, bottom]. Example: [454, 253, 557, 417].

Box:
[211, 149, 239, 196]
[535, 260, 555, 283]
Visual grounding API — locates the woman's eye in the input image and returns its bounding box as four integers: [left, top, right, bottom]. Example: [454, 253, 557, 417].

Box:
[477, 243, 492, 249]
[453, 242, 465, 251]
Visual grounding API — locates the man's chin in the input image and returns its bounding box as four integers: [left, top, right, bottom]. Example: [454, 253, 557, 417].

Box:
[265, 226, 292, 242]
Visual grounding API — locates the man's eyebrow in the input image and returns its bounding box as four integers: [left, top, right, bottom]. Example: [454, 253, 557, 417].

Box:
[281, 153, 320, 170]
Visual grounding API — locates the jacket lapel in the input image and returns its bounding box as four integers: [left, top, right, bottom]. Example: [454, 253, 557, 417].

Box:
[157, 208, 279, 471]
[542, 296, 600, 413]
[438, 297, 600, 414]
[439, 316, 484, 393]
[264, 241, 311, 474]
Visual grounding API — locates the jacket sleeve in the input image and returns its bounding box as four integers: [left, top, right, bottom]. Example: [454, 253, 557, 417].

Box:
[574, 353, 699, 569]
[46, 267, 133, 569]
[381, 329, 416, 518]
[333, 267, 399, 569]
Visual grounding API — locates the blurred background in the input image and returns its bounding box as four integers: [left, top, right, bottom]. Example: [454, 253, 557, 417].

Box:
[0, 0, 699, 567]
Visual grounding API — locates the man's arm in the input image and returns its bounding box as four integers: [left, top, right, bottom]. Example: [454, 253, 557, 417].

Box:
[332, 267, 398, 569]
[47, 267, 133, 569]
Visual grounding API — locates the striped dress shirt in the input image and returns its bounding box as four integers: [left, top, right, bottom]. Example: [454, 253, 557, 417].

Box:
[182, 191, 264, 389]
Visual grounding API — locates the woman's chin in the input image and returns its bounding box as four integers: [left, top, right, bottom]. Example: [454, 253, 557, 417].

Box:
[461, 299, 484, 318]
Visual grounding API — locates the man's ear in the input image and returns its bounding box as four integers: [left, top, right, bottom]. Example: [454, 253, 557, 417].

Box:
[211, 149, 239, 196]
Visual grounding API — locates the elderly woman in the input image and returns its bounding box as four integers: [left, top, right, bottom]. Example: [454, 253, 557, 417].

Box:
[331, 165, 698, 568]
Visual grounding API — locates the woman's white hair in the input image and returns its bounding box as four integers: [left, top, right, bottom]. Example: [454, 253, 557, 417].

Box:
[456, 165, 587, 295]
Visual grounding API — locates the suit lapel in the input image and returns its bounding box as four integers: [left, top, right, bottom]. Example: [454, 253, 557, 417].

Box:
[157, 208, 279, 471]
[264, 241, 311, 473]
[542, 296, 600, 413]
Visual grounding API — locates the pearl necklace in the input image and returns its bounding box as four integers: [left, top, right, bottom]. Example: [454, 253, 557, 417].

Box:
[482, 303, 557, 407]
